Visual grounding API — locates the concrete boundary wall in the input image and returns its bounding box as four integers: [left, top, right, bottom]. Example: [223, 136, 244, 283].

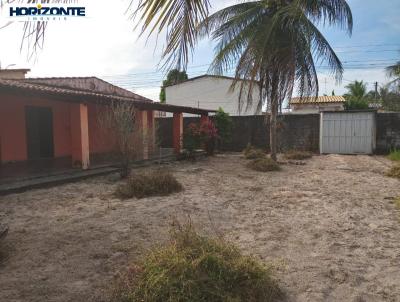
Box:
[156, 113, 400, 154]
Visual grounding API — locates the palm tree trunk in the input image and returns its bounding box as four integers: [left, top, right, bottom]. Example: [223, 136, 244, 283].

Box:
[270, 98, 278, 161]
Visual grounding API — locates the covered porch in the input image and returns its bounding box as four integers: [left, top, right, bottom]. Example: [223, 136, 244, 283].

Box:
[0, 78, 214, 191]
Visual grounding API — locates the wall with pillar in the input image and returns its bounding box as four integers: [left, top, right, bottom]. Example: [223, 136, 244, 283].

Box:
[173, 112, 183, 154]
[70, 103, 90, 169]
[0, 93, 154, 169]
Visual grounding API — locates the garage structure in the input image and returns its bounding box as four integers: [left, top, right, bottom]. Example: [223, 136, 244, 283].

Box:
[320, 111, 376, 155]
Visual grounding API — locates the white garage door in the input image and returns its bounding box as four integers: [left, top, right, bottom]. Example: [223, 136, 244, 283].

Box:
[320, 112, 375, 154]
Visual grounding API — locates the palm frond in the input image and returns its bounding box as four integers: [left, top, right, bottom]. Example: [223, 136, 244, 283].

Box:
[300, 0, 353, 34]
[131, 0, 211, 70]
[386, 61, 400, 78]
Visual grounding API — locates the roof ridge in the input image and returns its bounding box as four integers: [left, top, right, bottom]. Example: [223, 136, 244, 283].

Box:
[22, 77, 153, 102]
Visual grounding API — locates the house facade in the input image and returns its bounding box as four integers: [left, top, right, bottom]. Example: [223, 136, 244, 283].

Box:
[0, 69, 212, 171]
[165, 75, 262, 116]
[289, 96, 346, 114]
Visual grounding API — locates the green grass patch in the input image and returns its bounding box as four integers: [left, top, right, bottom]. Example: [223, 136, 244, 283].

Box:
[283, 150, 313, 160]
[388, 149, 400, 162]
[394, 197, 400, 210]
[386, 165, 400, 179]
[116, 170, 183, 199]
[247, 157, 280, 172]
[110, 222, 282, 302]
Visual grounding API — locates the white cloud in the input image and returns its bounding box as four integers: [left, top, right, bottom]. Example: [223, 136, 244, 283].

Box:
[0, 0, 395, 101]
[317, 68, 389, 96]
[0, 0, 162, 77]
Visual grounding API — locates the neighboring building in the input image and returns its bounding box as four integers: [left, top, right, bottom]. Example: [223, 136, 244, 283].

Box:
[165, 75, 262, 116]
[289, 96, 346, 114]
[0, 69, 212, 171]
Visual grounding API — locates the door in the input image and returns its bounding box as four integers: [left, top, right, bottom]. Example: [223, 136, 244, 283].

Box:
[320, 112, 375, 154]
[25, 106, 54, 159]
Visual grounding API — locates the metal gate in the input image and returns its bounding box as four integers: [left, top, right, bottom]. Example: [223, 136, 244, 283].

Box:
[320, 111, 376, 154]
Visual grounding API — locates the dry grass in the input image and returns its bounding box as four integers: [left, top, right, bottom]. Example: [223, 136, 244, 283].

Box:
[116, 170, 183, 199]
[243, 144, 266, 160]
[110, 222, 282, 302]
[0, 224, 9, 264]
[247, 157, 280, 172]
[386, 165, 400, 179]
[284, 150, 313, 160]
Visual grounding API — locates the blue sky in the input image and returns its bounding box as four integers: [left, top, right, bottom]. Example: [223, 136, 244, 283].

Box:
[0, 0, 399, 100]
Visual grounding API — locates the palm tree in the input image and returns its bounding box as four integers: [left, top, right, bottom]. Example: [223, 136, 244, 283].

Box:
[386, 61, 400, 78]
[386, 61, 400, 87]
[344, 80, 367, 101]
[135, 0, 352, 160]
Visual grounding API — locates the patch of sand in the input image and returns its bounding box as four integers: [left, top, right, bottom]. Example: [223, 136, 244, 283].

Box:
[0, 154, 399, 302]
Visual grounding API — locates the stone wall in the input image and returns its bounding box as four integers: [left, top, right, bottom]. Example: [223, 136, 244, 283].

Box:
[156, 114, 320, 152]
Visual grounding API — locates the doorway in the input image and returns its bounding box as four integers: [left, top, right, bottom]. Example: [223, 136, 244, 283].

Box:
[25, 106, 54, 159]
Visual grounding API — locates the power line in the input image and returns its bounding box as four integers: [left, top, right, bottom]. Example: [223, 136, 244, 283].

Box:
[333, 43, 400, 49]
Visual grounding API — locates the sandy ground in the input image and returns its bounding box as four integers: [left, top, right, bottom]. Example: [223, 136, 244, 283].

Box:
[0, 153, 400, 302]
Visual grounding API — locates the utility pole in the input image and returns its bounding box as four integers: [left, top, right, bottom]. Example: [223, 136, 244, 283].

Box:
[374, 81, 378, 100]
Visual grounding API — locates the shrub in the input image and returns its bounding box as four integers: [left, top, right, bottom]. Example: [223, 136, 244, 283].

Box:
[247, 157, 280, 172]
[183, 120, 218, 156]
[243, 144, 266, 159]
[110, 223, 282, 302]
[199, 119, 218, 155]
[116, 170, 183, 199]
[388, 149, 400, 162]
[386, 165, 400, 179]
[214, 108, 233, 148]
[284, 150, 313, 160]
[183, 123, 202, 155]
[343, 99, 369, 110]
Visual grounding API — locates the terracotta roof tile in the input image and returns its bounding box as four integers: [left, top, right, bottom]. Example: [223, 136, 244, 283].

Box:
[290, 96, 345, 104]
[0, 79, 215, 114]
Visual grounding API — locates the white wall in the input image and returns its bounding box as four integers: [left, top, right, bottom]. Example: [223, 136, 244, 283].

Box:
[165, 76, 261, 117]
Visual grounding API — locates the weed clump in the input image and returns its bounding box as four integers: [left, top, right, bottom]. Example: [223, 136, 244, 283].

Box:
[284, 150, 313, 160]
[243, 144, 266, 159]
[388, 149, 400, 162]
[0, 224, 8, 263]
[386, 165, 400, 179]
[247, 157, 280, 172]
[110, 223, 282, 302]
[116, 170, 183, 199]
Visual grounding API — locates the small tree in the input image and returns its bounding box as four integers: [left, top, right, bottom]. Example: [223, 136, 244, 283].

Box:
[97, 101, 142, 178]
[343, 80, 370, 110]
[214, 107, 233, 150]
[159, 69, 188, 103]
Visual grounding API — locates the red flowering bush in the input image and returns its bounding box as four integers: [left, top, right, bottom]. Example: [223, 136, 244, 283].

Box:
[199, 119, 218, 155]
[183, 123, 201, 155]
[183, 120, 218, 156]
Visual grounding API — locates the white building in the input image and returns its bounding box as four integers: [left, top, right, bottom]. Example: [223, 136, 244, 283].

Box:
[165, 75, 262, 116]
[289, 96, 345, 114]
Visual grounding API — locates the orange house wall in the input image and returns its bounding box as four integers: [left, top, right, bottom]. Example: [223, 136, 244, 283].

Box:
[87, 103, 117, 155]
[0, 94, 71, 162]
[0, 94, 125, 164]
